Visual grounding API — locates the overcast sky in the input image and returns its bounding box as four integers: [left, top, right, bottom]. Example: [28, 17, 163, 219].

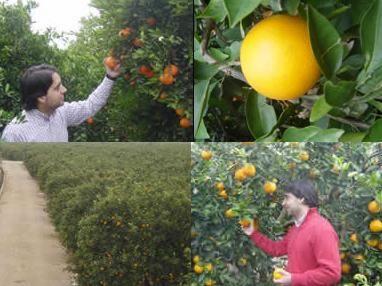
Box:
[5, 0, 99, 48]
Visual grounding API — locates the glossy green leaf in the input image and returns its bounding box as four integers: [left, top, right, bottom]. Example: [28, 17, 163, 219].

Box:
[363, 119, 382, 141]
[324, 80, 356, 106]
[223, 0, 262, 28]
[360, 0, 382, 74]
[310, 96, 332, 122]
[200, 0, 227, 23]
[245, 91, 277, 139]
[307, 5, 343, 80]
[282, 126, 344, 141]
[195, 120, 210, 140]
[209, 48, 229, 62]
[339, 132, 366, 142]
[194, 80, 216, 137]
[195, 61, 219, 80]
[350, 0, 372, 25]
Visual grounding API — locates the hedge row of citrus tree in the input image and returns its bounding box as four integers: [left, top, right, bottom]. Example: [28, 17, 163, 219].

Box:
[0, 0, 192, 141]
[0, 143, 191, 286]
[191, 142, 382, 285]
[195, 0, 382, 142]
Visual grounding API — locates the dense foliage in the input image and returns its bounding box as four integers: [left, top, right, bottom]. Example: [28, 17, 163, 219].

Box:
[0, 143, 191, 285]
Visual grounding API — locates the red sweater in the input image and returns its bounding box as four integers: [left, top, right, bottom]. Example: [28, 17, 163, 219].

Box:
[250, 208, 341, 286]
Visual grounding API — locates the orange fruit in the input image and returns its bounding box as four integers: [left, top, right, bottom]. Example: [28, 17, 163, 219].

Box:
[118, 27, 133, 38]
[234, 168, 247, 181]
[193, 255, 200, 264]
[350, 233, 358, 243]
[273, 268, 283, 280]
[215, 182, 224, 191]
[159, 73, 175, 85]
[225, 209, 236, 219]
[194, 264, 204, 274]
[104, 56, 119, 70]
[201, 150, 212, 160]
[146, 17, 157, 26]
[264, 181, 277, 194]
[341, 263, 351, 274]
[204, 263, 213, 272]
[299, 151, 309, 161]
[242, 164, 256, 177]
[164, 64, 179, 77]
[218, 190, 228, 200]
[368, 200, 381, 214]
[369, 219, 382, 232]
[179, 117, 191, 128]
[366, 239, 379, 247]
[175, 108, 185, 117]
[239, 219, 251, 228]
[132, 38, 144, 47]
[240, 15, 320, 100]
[139, 65, 151, 75]
[86, 117, 94, 125]
[204, 279, 216, 286]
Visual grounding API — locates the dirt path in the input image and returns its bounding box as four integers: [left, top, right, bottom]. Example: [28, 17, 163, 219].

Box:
[0, 161, 73, 286]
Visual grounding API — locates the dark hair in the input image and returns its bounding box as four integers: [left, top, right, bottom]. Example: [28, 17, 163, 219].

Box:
[284, 179, 318, 208]
[20, 64, 58, 110]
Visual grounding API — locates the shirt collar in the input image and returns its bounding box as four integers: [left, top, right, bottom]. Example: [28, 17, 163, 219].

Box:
[294, 208, 312, 227]
[26, 109, 54, 122]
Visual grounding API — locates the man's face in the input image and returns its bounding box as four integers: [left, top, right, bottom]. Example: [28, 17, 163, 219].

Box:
[39, 72, 67, 111]
[282, 193, 304, 217]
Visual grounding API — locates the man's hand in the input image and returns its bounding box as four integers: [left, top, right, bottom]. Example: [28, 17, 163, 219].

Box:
[104, 57, 121, 79]
[241, 220, 255, 236]
[273, 269, 292, 285]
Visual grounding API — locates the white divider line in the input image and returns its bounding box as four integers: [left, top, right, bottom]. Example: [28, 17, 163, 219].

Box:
[0, 167, 5, 199]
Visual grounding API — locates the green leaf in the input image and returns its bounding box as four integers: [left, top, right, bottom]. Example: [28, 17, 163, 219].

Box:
[357, 65, 382, 94]
[209, 48, 229, 62]
[223, 0, 262, 28]
[363, 118, 382, 141]
[194, 80, 215, 137]
[284, 0, 300, 15]
[245, 91, 277, 139]
[324, 80, 356, 106]
[195, 61, 219, 80]
[369, 99, 382, 112]
[350, 0, 372, 25]
[339, 132, 366, 142]
[200, 0, 227, 23]
[226, 41, 241, 61]
[282, 126, 344, 141]
[195, 119, 210, 140]
[310, 96, 332, 122]
[360, 0, 382, 74]
[307, 5, 343, 80]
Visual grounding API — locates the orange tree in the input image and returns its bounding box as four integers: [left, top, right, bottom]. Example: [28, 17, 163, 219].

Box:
[60, 0, 193, 141]
[191, 142, 382, 285]
[195, 0, 382, 142]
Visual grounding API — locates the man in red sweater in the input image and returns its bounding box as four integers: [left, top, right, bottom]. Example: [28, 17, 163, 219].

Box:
[242, 179, 341, 285]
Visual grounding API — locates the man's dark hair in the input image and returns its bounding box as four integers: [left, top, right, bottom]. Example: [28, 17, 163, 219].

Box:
[20, 64, 58, 110]
[284, 179, 318, 208]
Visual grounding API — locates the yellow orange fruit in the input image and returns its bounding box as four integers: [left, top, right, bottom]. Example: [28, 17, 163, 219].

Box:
[194, 264, 204, 274]
[164, 64, 180, 77]
[369, 219, 382, 232]
[368, 200, 381, 214]
[205, 279, 216, 286]
[242, 164, 256, 177]
[225, 209, 236, 219]
[240, 15, 320, 100]
[215, 182, 225, 191]
[273, 268, 283, 280]
[239, 219, 251, 228]
[367, 239, 379, 247]
[205, 263, 213, 272]
[159, 73, 175, 85]
[201, 150, 212, 160]
[350, 233, 358, 243]
[219, 190, 228, 200]
[264, 181, 277, 194]
[299, 151, 310, 161]
[234, 168, 247, 181]
[104, 56, 119, 70]
[193, 255, 200, 264]
[341, 263, 351, 274]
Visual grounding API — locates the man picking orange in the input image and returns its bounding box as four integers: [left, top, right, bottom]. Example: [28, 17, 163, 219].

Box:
[242, 180, 341, 285]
